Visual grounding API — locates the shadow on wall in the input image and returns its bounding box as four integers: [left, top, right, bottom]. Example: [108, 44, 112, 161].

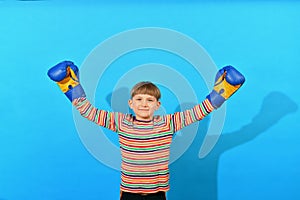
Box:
[168, 91, 298, 200]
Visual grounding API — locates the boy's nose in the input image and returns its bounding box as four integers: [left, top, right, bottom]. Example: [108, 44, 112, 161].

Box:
[141, 100, 147, 106]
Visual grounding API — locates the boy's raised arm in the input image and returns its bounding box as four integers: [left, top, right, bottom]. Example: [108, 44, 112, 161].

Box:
[47, 60, 118, 131]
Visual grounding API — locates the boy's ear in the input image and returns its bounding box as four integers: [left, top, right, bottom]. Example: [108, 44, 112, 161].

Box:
[128, 99, 133, 109]
[156, 101, 161, 110]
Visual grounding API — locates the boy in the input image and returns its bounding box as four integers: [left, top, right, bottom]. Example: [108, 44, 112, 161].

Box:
[48, 61, 245, 200]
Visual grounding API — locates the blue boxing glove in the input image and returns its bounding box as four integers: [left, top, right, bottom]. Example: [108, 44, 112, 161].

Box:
[207, 66, 245, 109]
[47, 61, 86, 102]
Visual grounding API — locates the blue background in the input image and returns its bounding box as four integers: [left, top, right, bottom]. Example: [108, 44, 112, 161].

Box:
[0, 1, 299, 200]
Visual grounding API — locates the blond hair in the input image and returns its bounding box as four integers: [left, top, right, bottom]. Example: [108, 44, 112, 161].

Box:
[130, 81, 161, 100]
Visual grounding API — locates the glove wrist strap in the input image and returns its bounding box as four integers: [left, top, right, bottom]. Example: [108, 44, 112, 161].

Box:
[206, 90, 225, 109]
[65, 84, 86, 102]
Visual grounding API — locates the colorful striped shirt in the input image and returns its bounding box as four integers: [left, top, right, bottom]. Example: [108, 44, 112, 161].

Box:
[73, 97, 214, 194]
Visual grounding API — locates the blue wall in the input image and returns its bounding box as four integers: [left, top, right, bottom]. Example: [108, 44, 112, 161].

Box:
[1, 1, 299, 200]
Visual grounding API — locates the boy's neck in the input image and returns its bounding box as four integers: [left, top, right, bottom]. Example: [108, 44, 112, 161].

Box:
[133, 116, 153, 123]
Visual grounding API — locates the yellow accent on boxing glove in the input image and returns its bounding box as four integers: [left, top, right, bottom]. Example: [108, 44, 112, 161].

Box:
[213, 71, 243, 100]
[56, 67, 80, 93]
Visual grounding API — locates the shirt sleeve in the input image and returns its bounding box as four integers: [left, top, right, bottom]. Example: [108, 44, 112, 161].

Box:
[72, 97, 118, 132]
[171, 98, 214, 132]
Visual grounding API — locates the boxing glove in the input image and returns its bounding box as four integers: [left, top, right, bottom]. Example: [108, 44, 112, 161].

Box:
[48, 61, 86, 102]
[207, 66, 245, 108]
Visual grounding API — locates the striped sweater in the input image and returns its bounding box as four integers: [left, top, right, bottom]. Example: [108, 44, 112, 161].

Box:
[73, 97, 214, 194]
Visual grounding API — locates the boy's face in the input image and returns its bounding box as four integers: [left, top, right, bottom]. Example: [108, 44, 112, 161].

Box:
[128, 94, 161, 121]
